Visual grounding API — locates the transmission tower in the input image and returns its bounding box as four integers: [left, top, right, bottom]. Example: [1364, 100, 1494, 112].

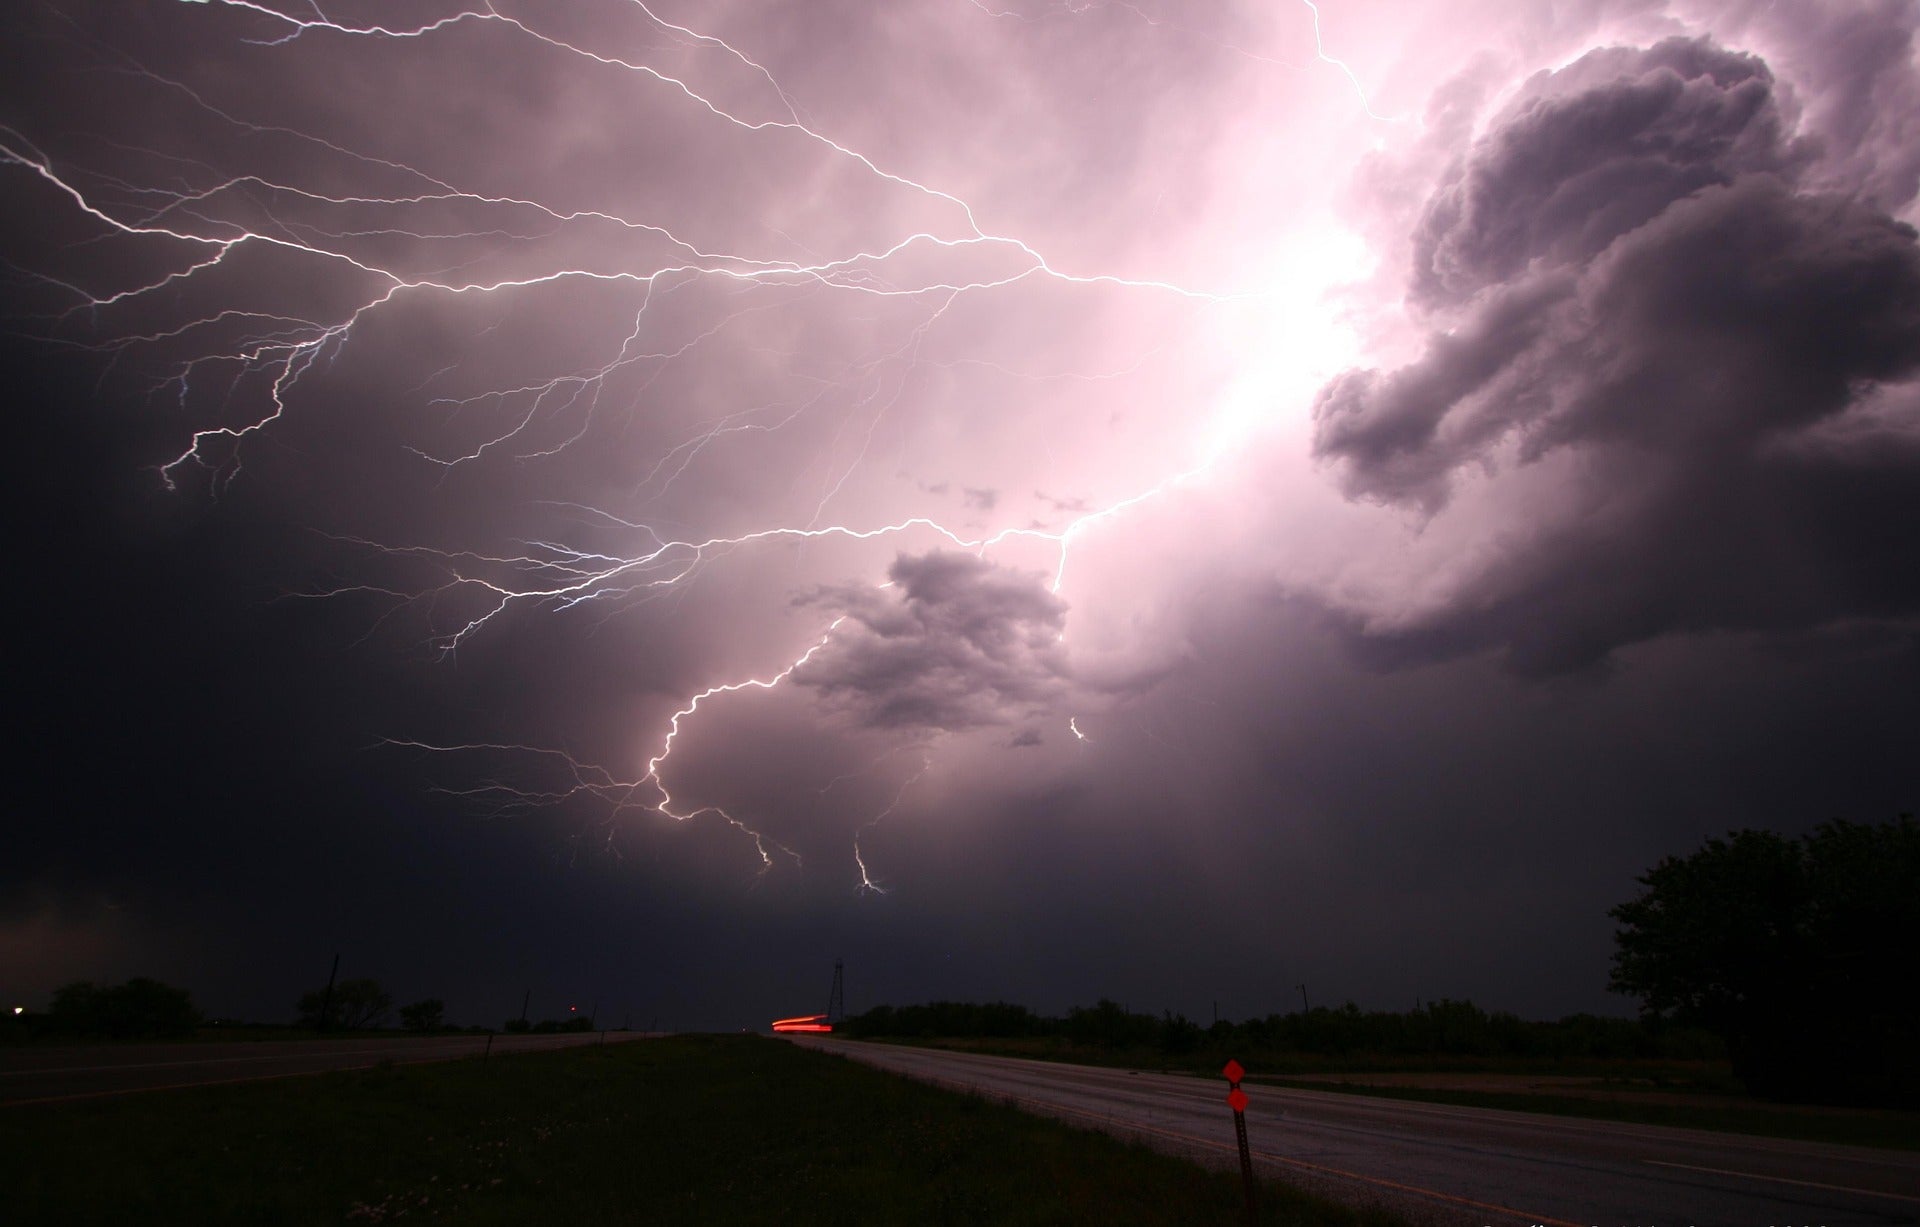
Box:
[827, 958, 845, 1023]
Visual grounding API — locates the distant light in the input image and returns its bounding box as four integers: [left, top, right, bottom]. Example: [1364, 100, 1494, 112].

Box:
[11, 1007, 21, 1015]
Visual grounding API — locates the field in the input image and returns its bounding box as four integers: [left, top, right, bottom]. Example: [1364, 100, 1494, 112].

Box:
[1, 1034, 1406, 1226]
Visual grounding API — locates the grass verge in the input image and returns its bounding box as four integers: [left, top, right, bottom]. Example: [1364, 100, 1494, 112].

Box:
[1, 1034, 1405, 1226]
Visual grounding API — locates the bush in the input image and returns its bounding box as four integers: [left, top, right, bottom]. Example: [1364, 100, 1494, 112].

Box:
[46, 978, 199, 1039]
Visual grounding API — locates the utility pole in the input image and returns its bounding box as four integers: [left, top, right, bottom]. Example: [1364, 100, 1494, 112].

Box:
[317, 953, 340, 1032]
[519, 989, 531, 1027]
[1296, 983, 1310, 1013]
[827, 958, 845, 1024]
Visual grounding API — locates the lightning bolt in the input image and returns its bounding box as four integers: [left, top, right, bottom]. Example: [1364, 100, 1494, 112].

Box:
[640, 618, 848, 869]
[1297, 0, 1407, 124]
[2, 0, 1369, 882]
[963, 1, 1404, 123]
[851, 756, 934, 896]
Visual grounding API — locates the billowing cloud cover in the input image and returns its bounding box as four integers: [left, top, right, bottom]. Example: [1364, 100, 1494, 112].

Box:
[2, 0, 1914, 1028]
[1313, 31, 1920, 670]
[797, 551, 1069, 730]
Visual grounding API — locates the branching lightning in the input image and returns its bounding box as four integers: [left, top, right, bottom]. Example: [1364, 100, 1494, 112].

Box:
[852, 756, 934, 896]
[1297, 0, 1406, 124]
[2, 0, 1383, 887]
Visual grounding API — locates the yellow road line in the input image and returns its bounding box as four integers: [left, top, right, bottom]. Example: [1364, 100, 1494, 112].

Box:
[1643, 1159, 1920, 1203]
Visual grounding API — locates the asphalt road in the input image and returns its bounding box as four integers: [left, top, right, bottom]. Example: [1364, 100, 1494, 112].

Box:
[799, 1038, 1920, 1226]
[0, 1031, 648, 1106]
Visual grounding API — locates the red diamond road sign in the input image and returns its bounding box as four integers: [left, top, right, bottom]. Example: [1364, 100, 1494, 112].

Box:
[1227, 1087, 1249, 1112]
[1222, 1059, 1244, 1083]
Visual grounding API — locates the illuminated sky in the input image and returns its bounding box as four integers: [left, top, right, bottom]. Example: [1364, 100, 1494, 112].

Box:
[5, 0, 1917, 1029]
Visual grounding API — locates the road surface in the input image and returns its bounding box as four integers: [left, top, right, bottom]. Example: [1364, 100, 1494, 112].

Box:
[0, 1031, 648, 1106]
[798, 1038, 1920, 1226]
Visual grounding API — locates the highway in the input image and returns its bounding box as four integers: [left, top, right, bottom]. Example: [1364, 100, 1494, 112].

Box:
[0, 1031, 647, 1106]
[799, 1038, 1920, 1226]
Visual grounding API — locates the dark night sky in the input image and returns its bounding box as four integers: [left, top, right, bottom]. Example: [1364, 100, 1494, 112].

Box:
[3, 0, 1917, 1031]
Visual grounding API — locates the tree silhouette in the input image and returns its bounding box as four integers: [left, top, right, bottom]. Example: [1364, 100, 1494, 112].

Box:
[47, 978, 199, 1039]
[297, 978, 392, 1030]
[399, 999, 445, 1032]
[1610, 815, 1919, 1105]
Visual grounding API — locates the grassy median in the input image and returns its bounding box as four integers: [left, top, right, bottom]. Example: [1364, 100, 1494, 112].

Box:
[1, 1034, 1403, 1226]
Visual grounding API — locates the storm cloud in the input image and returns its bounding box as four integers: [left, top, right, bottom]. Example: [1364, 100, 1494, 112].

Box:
[795, 551, 1069, 730]
[2, 1, 1913, 1031]
[1313, 34, 1920, 671]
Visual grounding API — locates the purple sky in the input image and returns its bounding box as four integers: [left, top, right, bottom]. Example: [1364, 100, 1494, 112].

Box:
[4, 0, 1917, 1030]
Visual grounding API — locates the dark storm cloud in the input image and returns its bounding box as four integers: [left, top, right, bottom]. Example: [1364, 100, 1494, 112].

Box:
[1310, 272, 1576, 510]
[1313, 32, 1920, 672]
[5, 0, 1912, 1037]
[1408, 37, 1799, 307]
[1756, 0, 1920, 210]
[795, 550, 1069, 729]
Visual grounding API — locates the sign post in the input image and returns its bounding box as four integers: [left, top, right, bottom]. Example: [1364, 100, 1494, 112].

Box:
[1223, 1059, 1257, 1225]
